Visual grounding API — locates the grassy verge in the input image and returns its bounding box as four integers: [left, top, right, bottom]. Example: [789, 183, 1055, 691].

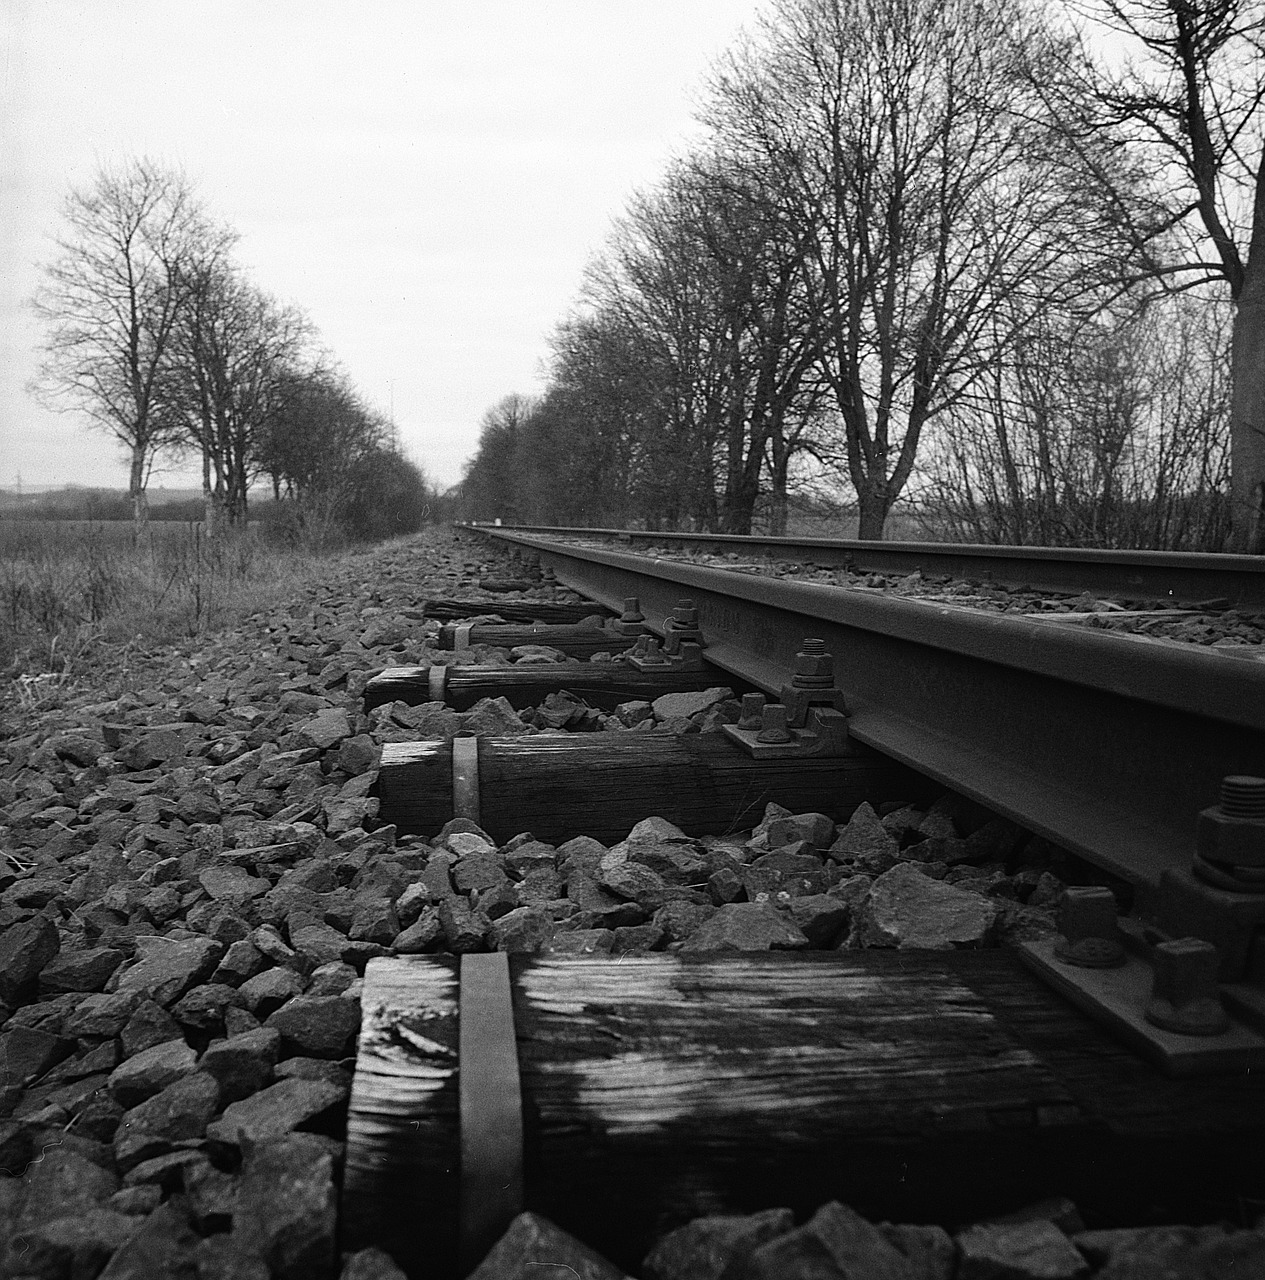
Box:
[1, 520, 321, 693]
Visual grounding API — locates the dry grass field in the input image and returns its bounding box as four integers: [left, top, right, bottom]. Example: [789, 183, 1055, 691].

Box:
[0, 519, 319, 686]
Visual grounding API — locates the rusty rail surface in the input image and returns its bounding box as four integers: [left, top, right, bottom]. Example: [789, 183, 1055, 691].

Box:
[466, 522, 1265, 609]
[459, 525, 1265, 890]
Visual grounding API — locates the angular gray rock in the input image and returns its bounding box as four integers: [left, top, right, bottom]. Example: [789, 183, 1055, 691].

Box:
[230, 1134, 337, 1280]
[199, 1026, 282, 1103]
[107, 1038, 198, 1108]
[488, 906, 555, 953]
[728, 1200, 914, 1280]
[679, 903, 810, 952]
[643, 1207, 794, 1280]
[114, 934, 225, 1007]
[651, 687, 733, 722]
[466, 1211, 629, 1280]
[955, 1220, 1087, 1279]
[266, 995, 362, 1059]
[854, 863, 997, 950]
[829, 801, 900, 864]
[0, 914, 60, 1005]
[207, 1077, 347, 1145]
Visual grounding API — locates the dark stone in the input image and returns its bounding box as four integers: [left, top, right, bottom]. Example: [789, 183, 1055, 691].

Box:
[13, 1146, 119, 1232]
[107, 1039, 195, 1111]
[466, 1211, 627, 1280]
[114, 935, 224, 1007]
[8, 1208, 139, 1280]
[93, 1200, 199, 1279]
[291, 922, 352, 967]
[207, 1077, 347, 1146]
[115, 1072, 220, 1156]
[192, 1234, 272, 1280]
[171, 982, 239, 1033]
[237, 967, 306, 1017]
[348, 898, 400, 946]
[120, 999, 184, 1057]
[0, 1024, 76, 1089]
[955, 1220, 1086, 1279]
[610, 923, 665, 953]
[393, 913, 443, 954]
[340, 1244, 410, 1279]
[438, 897, 490, 953]
[643, 1207, 794, 1280]
[729, 1200, 914, 1280]
[0, 913, 60, 1005]
[787, 895, 851, 948]
[230, 1134, 336, 1280]
[652, 900, 716, 943]
[452, 852, 509, 896]
[488, 907, 555, 953]
[62, 989, 144, 1039]
[266, 996, 361, 1059]
[679, 903, 810, 953]
[829, 801, 899, 864]
[199, 1026, 282, 1103]
[38, 946, 125, 994]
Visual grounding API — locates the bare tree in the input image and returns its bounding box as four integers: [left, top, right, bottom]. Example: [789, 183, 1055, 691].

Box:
[31, 158, 226, 530]
[1036, 0, 1265, 549]
[704, 0, 1106, 538]
[172, 258, 312, 531]
[916, 293, 1233, 547]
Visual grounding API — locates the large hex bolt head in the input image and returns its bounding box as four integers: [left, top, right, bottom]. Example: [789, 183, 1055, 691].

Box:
[1144, 937, 1230, 1036]
[1196, 775, 1265, 869]
[671, 599, 700, 628]
[756, 703, 793, 744]
[1053, 886, 1125, 968]
[738, 693, 766, 730]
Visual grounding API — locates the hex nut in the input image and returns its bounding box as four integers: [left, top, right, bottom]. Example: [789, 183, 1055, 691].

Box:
[1196, 807, 1265, 868]
[793, 652, 835, 679]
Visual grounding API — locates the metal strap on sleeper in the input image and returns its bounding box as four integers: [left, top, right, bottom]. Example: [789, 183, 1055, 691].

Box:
[451, 735, 480, 825]
[428, 664, 447, 703]
[454, 623, 474, 649]
[458, 952, 524, 1271]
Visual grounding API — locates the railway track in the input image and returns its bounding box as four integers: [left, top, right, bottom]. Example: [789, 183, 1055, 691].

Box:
[341, 526, 1265, 1277]
[475, 522, 1265, 610]
[456, 524, 1265, 891]
[5, 525, 1265, 1280]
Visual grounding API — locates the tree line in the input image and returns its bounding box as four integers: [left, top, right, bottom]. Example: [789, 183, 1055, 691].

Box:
[32, 158, 434, 544]
[461, 0, 1264, 550]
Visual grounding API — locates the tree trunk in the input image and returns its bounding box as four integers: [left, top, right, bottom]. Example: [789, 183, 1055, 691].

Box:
[1231, 262, 1265, 554]
[129, 444, 148, 540]
[856, 481, 889, 540]
[201, 447, 221, 540]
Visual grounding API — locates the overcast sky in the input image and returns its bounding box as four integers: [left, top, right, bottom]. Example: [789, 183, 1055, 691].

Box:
[0, 1, 767, 492]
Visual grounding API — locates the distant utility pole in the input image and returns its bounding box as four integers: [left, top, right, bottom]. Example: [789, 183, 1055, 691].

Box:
[14, 472, 22, 497]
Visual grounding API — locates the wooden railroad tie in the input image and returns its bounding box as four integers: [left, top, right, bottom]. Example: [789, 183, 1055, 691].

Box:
[343, 950, 1265, 1279]
[363, 660, 734, 712]
[436, 620, 631, 660]
[422, 597, 611, 625]
[374, 732, 924, 845]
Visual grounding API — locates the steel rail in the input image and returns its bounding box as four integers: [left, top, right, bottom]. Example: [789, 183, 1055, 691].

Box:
[463, 526, 1265, 890]
[465, 522, 1265, 609]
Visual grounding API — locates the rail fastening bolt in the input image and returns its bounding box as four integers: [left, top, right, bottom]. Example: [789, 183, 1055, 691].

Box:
[738, 693, 766, 730]
[1053, 886, 1125, 968]
[1196, 774, 1265, 870]
[620, 597, 645, 625]
[793, 637, 835, 687]
[1144, 937, 1230, 1036]
[756, 703, 793, 744]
